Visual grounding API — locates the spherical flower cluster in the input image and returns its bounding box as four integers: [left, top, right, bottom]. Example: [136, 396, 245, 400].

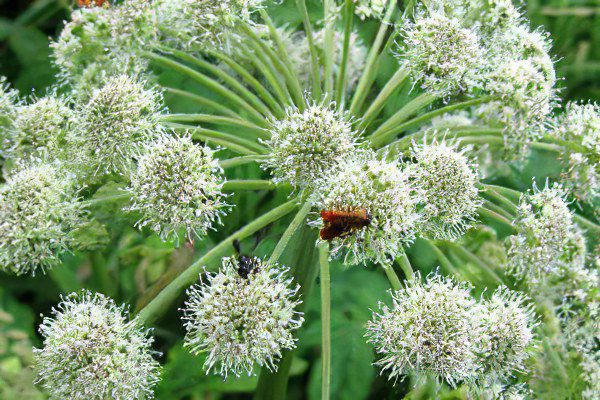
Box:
[263, 103, 358, 189]
[182, 257, 303, 377]
[313, 150, 420, 265]
[505, 184, 587, 290]
[33, 291, 161, 400]
[476, 287, 537, 383]
[8, 95, 73, 161]
[0, 76, 19, 155]
[472, 0, 522, 33]
[126, 134, 228, 243]
[366, 274, 481, 387]
[51, 1, 155, 94]
[72, 75, 163, 175]
[551, 102, 600, 207]
[0, 163, 85, 275]
[155, 0, 264, 50]
[400, 10, 484, 98]
[278, 27, 367, 92]
[353, 0, 387, 20]
[406, 139, 482, 239]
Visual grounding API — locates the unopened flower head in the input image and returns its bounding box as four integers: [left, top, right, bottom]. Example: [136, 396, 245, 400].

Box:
[277, 27, 367, 92]
[8, 95, 73, 160]
[366, 273, 480, 387]
[400, 10, 484, 97]
[51, 1, 154, 93]
[0, 163, 85, 275]
[33, 291, 160, 400]
[263, 103, 358, 189]
[473, 0, 522, 33]
[72, 74, 163, 175]
[182, 257, 303, 378]
[127, 134, 227, 243]
[0, 76, 19, 154]
[155, 0, 264, 50]
[407, 138, 482, 239]
[313, 150, 420, 265]
[353, 0, 387, 20]
[505, 184, 587, 289]
[477, 287, 537, 383]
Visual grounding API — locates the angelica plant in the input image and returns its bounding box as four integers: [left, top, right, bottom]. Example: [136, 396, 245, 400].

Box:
[0, 0, 598, 398]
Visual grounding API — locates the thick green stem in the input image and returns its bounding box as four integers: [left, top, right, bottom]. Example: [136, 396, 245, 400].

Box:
[160, 114, 267, 137]
[222, 180, 276, 191]
[318, 242, 331, 400]
[136, 199, 299, 324]
[396, 252, 414, 281]
[219, 155, 269, 169]
[164, 87, 241, 119]
[335, 0, 355, 106]
[323, 0, 336, 97]
[439, 241, 503, 284]
[478, 206, 515, 229]
[359, 68, 409, 131]
[382, 264, 402, 291]
[269, 201, 312, 264]
[296, 0, 321, 99]
[349, 0, 398, 115]
[423, 239, 461, 277]
[82, 193, 129, 207]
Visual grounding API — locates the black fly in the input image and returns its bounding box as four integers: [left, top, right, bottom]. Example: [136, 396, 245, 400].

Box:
[233, 239, 261, 279]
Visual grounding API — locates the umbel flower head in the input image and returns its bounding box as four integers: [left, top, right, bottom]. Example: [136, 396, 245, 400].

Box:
[552, 102, 600, 206]
[72, 74, 163, 175]
[0, 76, 19, 154]
[353, 0, 387, 20]
[51, 0, 155, 95]
[126, 134, 228, 243]
[263, 102, 358, 189]
[400, 10, 484, 98]
[366, 273, 481, 387]
[505, 183, 587, 290]
[155, 0, 264, 50]
[33, 290, 161, 400]
[406, 138, 482, 240]
[313, 150, 420, 266]
[0, 162, 85, 275]
[182, 256, 303, 378]
[476, 287, 537, 383]
[8, 94, 74, 161]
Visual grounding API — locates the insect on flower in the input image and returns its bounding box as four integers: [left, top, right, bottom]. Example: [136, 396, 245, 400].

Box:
[320, 209, 372, 241]
[77, 0, 109, 7]
[233, 239, 261, 279]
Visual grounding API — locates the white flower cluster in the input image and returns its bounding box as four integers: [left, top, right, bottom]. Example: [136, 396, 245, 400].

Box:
[552, 102, 600, 208]
[33, 291, 161, 400]
[0, 76, 20, 156]
[51, 0, 155, 96]
[182, 257, 303, 377]
[313, 150, 420, 265]
[126, 134, 228, 243]
[407, 139, 482, 239]
[366, 274, 536, 389]
[263, 103, 358, 189]
[505, 184, 587, 291]
[155, 0, 264, 50]
[70, 74, 164, 175]
[353, 0, 387, 20]
[0, 163, 85, 275]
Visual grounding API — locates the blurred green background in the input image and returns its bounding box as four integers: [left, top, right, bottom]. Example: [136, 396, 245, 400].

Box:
[0, 1, 598, 399]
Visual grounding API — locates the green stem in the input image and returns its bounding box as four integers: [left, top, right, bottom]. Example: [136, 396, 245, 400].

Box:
[478, 206, 514, 228]
[423, 239, 461, 277]
[136, 199, 299, 324]
[269, 201, 313, 265]
[370, 95, 490, 147]
[318, 242, 332, 400]
[219, 155, 269, 169]
[335, 0, 355, 106]
[296, 0, 321, 99]
[146, 52, 267, 125]
[359, 68, 409, 131]
[482, 198, 513, 220]
[222, 180, 276, 191]
[165, 122, 266, 155]
[164, 87, 241, 119]
[439, 241, 503, 284]
[161, 114, 267, 137]
[382, 264, 402, 291]
[396, 252, 414, 281]
[349, 0, 398, 115]
[82, 193, 129, 207]
[369, 93, 439, 147]
[480, 185, 518, 214]
[323, 0, 336, 97]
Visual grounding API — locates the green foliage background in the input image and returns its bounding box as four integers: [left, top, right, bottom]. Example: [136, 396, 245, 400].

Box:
[0, 1, 598, 399]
